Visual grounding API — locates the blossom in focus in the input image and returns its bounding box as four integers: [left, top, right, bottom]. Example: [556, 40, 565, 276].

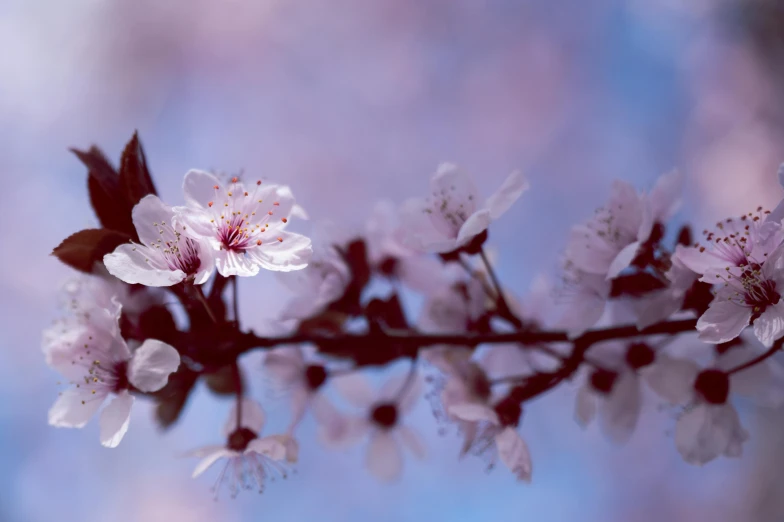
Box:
[176, 170, 312, 277]
[263, 345, 340, 432]
[189, 398, 294, 498]
[44, 299, 180, 447]
[694, 243, 784, 347]
[400, 163, 528, 253]
[103, 195, 214, 287]
[322, 373, 426, 482]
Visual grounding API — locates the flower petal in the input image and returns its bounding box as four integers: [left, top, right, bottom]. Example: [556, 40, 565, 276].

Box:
[696, 298, 752, 344]
[48, 388, 105, 428]
[263, 346, 305, 386]
[485, 170, 529, 220]
[456, 209, 492, 246]
[599, 372, 641, 445]
[447, 403, 500, 425]
[643, 355, 699, 405]
[366, 431, 403, 482]
[99, 391, 134, 448]
[675, 403, 748, 465]
[753, 301, 784, 347]
[183, 169, 221, 209]
[192, 449, 235, 478]
[333, 373, 376, 409]
[494, 426, 532, 482]
[246, 231, 312, 272]
[104, 245, 186, 287]
[127, 339, 180, 392]
[246, 436, 287, 461]
[574, 384, 596, 428]
[398, 425, 426, 460]
[214, 250, 260, 277]
[132, 195, 175, 247]
[606, 241, 640, 280]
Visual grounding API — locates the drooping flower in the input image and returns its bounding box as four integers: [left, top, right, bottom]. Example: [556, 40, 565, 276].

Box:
[400, 163, 528, 253]
[104, 195, 214, 287]
[694, 243, 784, 347]
[321, 373, 426, 482]
[565, 171, 682, 280]
[176, 170, 312, 277]
[633, 256, 698, 329]
[188, 399, 293, 498]
[44, 299, 180, 447]
[262, 345, 341, 432]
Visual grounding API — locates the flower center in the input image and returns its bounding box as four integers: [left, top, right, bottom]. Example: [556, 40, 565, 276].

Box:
[146, 221, 202, 276]
[694, 369, 729, 405]
[304, 364, 327, 391]
[371, 402, 398, 429]
[742, 276, 780, 316]
[227, 427, 258, 452]
[493, 396, 522, 427]
[625, 342, 655, 370]
[590, 368, 617, 395]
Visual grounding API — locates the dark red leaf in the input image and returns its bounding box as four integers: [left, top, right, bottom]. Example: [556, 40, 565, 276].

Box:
[204, 363, 244, 396]
[119, 131, 157, 207]
[154, 367, 199, 430]
[52, 228, 131, 273]
[71, 146, 136, 238]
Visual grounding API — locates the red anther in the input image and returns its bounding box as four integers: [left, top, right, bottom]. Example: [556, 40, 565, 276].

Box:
[213, 185, 219, 190]
[232, 177, 239, 183]
[277, 237, 283, 242]
[208, 201, 214, 207]
[256, 180, 262, 185]
[281, 218, 288, 223]
[256, 240, 262, 246]
[273, 202, 280, 206]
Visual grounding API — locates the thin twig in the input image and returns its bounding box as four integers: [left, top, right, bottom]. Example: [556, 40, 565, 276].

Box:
[727, 342, 782, 375]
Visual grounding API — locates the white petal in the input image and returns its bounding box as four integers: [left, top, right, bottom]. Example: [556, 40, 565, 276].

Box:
[643, 355, 699, 405]
[332, 373, 376, 409]
[494, 427, 532, 482]
[675, 404, 748, 465]
[366, 431, 403, 482]
[674, 244, 725, 277]
[192, 449, 235, 478]
[599, 372, 641, 445]
[99, 391, 134, 448]
[753, 301, 784, 347]
[574, 385, 597, 428]
[456, 209, 492, 246]
[398, 425, 426, 460]
[447, 403, 500, 425]
[263, 346, 305, 386]
[48, 388, 105, 428]
[246, 231, 312, 272]
[696, 299, 752, 344]
[646, 169, 682, 226]
[132, 194, 175, 246]
[430, 163, 479, 213]
[184, 444, 226, 458]
[379, 373, 423, 414]
[398, 198, 458, 253]
[182, 169, 221, 209]
[104, 245, 186, 287]
[127, 339, 180, 392]
[479, 344, 532, 380]
[312, 397, 369, 448]
[246, 436, 287, 461]
[223, 398, 266, 436]
[485, 170, 529, 220]
[606, 241, 640, 280]
[214, 250, 260, 278]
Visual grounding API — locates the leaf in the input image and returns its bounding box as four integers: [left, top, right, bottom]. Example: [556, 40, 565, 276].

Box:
[154, 367, 198, 430]
[119, 131, 157, 207]
[52, 228, 131, 273]
[71, 146, 135, 238]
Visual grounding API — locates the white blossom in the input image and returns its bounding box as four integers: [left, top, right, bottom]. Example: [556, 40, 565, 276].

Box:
[104, 195, 214, 287]
[44, 298, 180, 447]
[189, 398, 294, 498]
[277, 245, 351, 321]
[176, 170, 312, 277]
[400, 163, 527, 253]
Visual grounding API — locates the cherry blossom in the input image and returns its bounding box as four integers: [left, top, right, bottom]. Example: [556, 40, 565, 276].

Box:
[365, 201, 449, 293]
[695, 243, 784, 347]
[176, 170, 312, 277]
[675, 209, 783, 282]
[400, 163, 528, 253]
[633, 256, 698, 329]
[189, 399, 293, 498]
[45, 300, 180, 447]
[103, 195, 214, 287]
[262, 345, 339, 432]
[556, 270, 611, 338]
[324, 373, 426, 482]
[565, 171, 682, 280]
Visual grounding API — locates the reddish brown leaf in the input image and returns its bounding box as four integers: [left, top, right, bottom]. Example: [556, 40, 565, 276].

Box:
[52, 228, 131, 273]
[119, 131, 157, 207]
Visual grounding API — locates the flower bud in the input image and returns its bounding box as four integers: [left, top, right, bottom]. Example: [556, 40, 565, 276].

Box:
[694, 369, 730, 405]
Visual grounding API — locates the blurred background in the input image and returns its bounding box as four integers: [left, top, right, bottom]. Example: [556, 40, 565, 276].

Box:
[2, 0, 784, 520]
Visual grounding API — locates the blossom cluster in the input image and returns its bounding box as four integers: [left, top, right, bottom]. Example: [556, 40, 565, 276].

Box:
[45, 133, 784, 498]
